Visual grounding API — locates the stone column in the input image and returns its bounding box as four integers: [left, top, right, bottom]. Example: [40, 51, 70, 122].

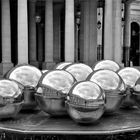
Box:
[88, 0, 97, 66]
[0, 0, 13, 75]
[54, 4, 62, 63]
[97, 8, 103, 61]
[65, 0, 75, 62]
[113, 0, 122, 64]
[43, 0, 55, 70]
[37, 24, 44, 69]
[18, 0, 28, 64]
[104, 0, 113, 60]
[79, 0, 89, 64]
[123, 2, 131, 66]
[79, 0, 97, 66]
[29, 0, 38, 67]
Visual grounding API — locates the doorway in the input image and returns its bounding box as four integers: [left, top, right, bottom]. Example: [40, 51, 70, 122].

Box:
[130, 22, 140, 66]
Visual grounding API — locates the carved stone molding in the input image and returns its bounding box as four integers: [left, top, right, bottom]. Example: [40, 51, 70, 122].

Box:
[130, 15, 140, 25]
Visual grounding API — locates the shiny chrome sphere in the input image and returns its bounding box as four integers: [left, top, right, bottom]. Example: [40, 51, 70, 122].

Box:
[42, 70, 48, 73]
[35, 70, 76, 116]
[66, 81, 105, 124]
[66, 102, 104, 124]
[35, 92, 66, 116]
[104, 91, 126, 112]
[0, 79, 23, 119]
[55, 62, 72, 70]
[64, 63, 93, 82]
[118, 67, 140, 88]
[93, 60, 121, 72]
[5, 64, 42, 109]
[87, 69, 126, 113]
[118, 67, 140, 108]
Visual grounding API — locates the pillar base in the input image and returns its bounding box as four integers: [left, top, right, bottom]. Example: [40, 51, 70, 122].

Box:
[37, 61, 42, 70]
[0, 62, 13, 75]
[42, 62, 56, 70]
[29, 61, 39, 68]
[82, 60, 94, 67]
[119, 63, 124, 68]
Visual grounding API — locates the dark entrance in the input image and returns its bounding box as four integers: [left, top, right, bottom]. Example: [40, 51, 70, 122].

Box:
[130, 22, 140, 66]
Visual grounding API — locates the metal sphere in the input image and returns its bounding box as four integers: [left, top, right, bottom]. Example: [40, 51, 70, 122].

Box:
[0, 79, 23, 119]
[66, 81, 105, 124]
[93, 60, 120, 72]
[64, 63, 93, 82]
[5, 64, 42, 110]
[87, 69, 126, 113]
[35, 70, 76, 116]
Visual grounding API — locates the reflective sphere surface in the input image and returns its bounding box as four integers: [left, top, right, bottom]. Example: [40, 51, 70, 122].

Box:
[93, 60, 120, 72]
[70, 81, 104, 100]
[119, 79, 126, 93]
[55, 62, 72, 70]
[87, 70, 121, 91]
[66, 81, 105, 124]
[132, 77, 140, 93]
[118, 67, 140, 88]
[6, 64, 42, 88]
[5, 64, 42, 110]
[87, 70, 126, 113]
[0, 79, 23, 119]
[66, 102, 105, 124]
[64, 63, 93, 82]
[0, 102, 23, 119]
[118, 67, 140, 108]
[0, 79, 22, 98]
[39, 70, 76, 94]
[42, 70, 48, 73]
[36, 70, 76, 116]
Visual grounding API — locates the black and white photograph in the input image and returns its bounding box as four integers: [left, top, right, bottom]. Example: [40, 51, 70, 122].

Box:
[0, 0, 140, 139]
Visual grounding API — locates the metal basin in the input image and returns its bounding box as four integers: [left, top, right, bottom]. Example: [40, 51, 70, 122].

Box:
[105, 92, 126, 113]
[64, 63, 93, 82]
[66, 101, 105, 124]
[87, 69, 126, 113]
[0, 102, 23, 119]
[36, 70, 76, 116]
[66, 81, 105, 124]
[35, 93, 66, 116]
[93, 60, 120, 72]
[5, 64, 42, 110]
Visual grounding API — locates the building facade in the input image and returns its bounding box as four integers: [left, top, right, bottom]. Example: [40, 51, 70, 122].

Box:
[0, 0, 138, 75]
[129, 0, 140, 66]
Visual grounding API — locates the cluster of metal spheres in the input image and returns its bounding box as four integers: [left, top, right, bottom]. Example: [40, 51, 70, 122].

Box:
[0, 60, 140, 124]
